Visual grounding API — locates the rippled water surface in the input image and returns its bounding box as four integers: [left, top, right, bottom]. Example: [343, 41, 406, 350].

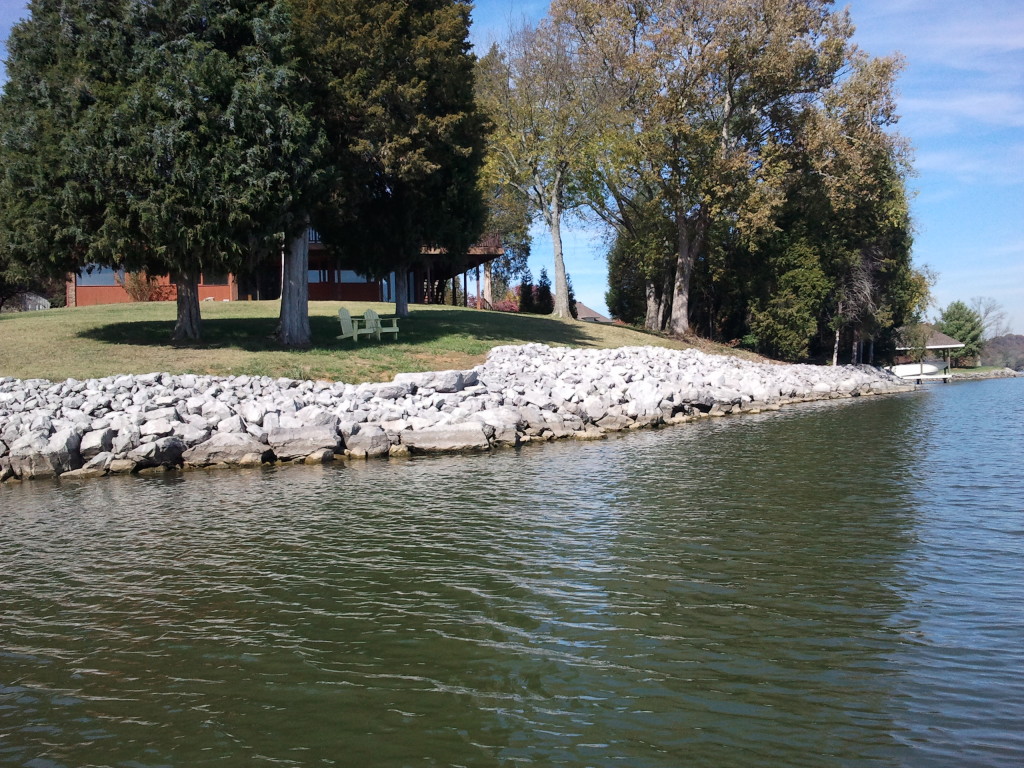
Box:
[2, 379, 1022, 767]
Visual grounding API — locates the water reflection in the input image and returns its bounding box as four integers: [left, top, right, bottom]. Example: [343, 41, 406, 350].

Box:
[1, 386, 1022, 767]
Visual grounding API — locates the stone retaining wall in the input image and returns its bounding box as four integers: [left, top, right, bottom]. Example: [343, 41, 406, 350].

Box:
[0, 344, 916, 483]
[950, 367, 1021, 381]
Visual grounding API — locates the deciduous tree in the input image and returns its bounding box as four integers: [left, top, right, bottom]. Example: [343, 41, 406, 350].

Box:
[476, 22, 600, 318]
[970, 296, 1011, 342]
[558, 0, 856, 336]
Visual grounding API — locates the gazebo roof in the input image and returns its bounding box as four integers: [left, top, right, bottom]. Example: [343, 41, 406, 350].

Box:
[895, 324, 966, 351]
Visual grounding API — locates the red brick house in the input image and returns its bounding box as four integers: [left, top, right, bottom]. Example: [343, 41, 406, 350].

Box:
[66, 231, 504, 307]
[66, 268, 238, 307]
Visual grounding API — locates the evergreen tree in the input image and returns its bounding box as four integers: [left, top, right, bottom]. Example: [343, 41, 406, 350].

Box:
[297, 0, 486, 318]
[748, 235, 830, 361]
[0, 249, 31, 312]
[0, 0, 130, 290]
[535, 267, 554, 314]
[0, 0, 322, 341]
[518, 267, 535, 313]
[566, 272, 578, 319]
[936, 301, 984, 366]
[109, 0, 322, 341]
[602, 196, 675, 329]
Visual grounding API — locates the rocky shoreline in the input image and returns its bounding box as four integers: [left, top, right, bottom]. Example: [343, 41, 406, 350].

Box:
[950, 367, 1021, 381]
[1, 344, 916, 483]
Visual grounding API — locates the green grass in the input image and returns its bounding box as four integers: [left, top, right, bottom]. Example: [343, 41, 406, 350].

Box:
[951, 365, 1004, 374]
[0, 300, 749, 383]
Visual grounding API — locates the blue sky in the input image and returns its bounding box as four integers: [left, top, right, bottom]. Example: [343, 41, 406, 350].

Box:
[3, 0, 1022, 331]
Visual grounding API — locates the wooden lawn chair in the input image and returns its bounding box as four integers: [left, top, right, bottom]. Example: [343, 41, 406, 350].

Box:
[337, 307, 371, 342]
[362, 308, 399, 341]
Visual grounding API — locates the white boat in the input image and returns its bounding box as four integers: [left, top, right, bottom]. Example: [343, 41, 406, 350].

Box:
[886, 362, 950, 381]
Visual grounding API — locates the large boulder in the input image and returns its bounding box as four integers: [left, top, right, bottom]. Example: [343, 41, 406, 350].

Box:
[8, 428, 82, 478]
[373, 381, 413, 401]
[294, 405, 339, 431]
[128, 436, 186, 469]
[268, 426, 341, 461]
[344, 425, 391, 458]
[432, 370, 466, 393]
[183, 433, 275, 467]
[402, 422, 492, 453]
[80, 428, 116, 460]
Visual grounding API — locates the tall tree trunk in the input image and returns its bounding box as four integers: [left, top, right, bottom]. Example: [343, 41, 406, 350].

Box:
[661, 272, 674, 331]
[644, 280, 661, 331]
[547, 195, 571, 318]
[868, 338, 875, 365]
[278, 226, 311, 348]
[172, 269, 201, 341]
[483, 263, 492, 307]
[667, 214, 695, 336]
[832, 302, 843, 366]
[395, 266, 409, 318]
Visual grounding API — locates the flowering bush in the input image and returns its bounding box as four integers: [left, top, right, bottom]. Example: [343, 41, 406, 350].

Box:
[491, 297, 519, 313]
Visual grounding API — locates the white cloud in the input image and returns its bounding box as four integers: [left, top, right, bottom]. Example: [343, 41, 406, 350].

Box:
[900, 92, 1024, 132]
[914, 143, 1024, 186]
[854, 0, 1024, 62]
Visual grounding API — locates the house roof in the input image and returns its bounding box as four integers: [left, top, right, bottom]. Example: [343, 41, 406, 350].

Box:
[896, 324, 966, 351]
[574, 302, 612, 323]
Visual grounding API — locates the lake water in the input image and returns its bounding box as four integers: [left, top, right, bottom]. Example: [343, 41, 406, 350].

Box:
[1, 378, 1022, 767]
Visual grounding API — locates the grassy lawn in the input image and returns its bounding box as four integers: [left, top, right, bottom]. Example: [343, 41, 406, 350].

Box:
[0, 300, 744, 383]
[951, 366, 1006, 374]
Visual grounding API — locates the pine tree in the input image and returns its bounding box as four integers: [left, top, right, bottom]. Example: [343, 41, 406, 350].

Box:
[535, 267, 554, 314]
[0, 0, 130, 289]
[105, 0, 322, 341]
[0, 0, 323, 341]
[518, 267, 535, 313]
[296, 0, 486, 318]
[936, 301, 984, 367]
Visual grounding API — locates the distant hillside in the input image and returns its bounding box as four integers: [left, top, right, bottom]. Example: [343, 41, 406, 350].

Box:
[981, 334, 1024, 370]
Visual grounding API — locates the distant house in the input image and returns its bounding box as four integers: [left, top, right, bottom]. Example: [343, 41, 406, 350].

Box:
[306, 232, 504, 305]
[66, 230, 505, 307]
[574, 302, 613, 323]
[66, 268, 237, 307]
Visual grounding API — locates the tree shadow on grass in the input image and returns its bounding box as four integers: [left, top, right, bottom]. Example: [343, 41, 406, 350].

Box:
[77, 308, 608, 351]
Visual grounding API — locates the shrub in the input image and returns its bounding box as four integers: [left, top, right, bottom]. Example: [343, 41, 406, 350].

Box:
[117, 271, 162, 302]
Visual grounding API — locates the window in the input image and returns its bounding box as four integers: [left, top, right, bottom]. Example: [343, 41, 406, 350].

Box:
[308, 269, 330, 284]
[336, 270, 370, 284]
[77, 265, 123, 287]
[201, 272, 228, 286]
